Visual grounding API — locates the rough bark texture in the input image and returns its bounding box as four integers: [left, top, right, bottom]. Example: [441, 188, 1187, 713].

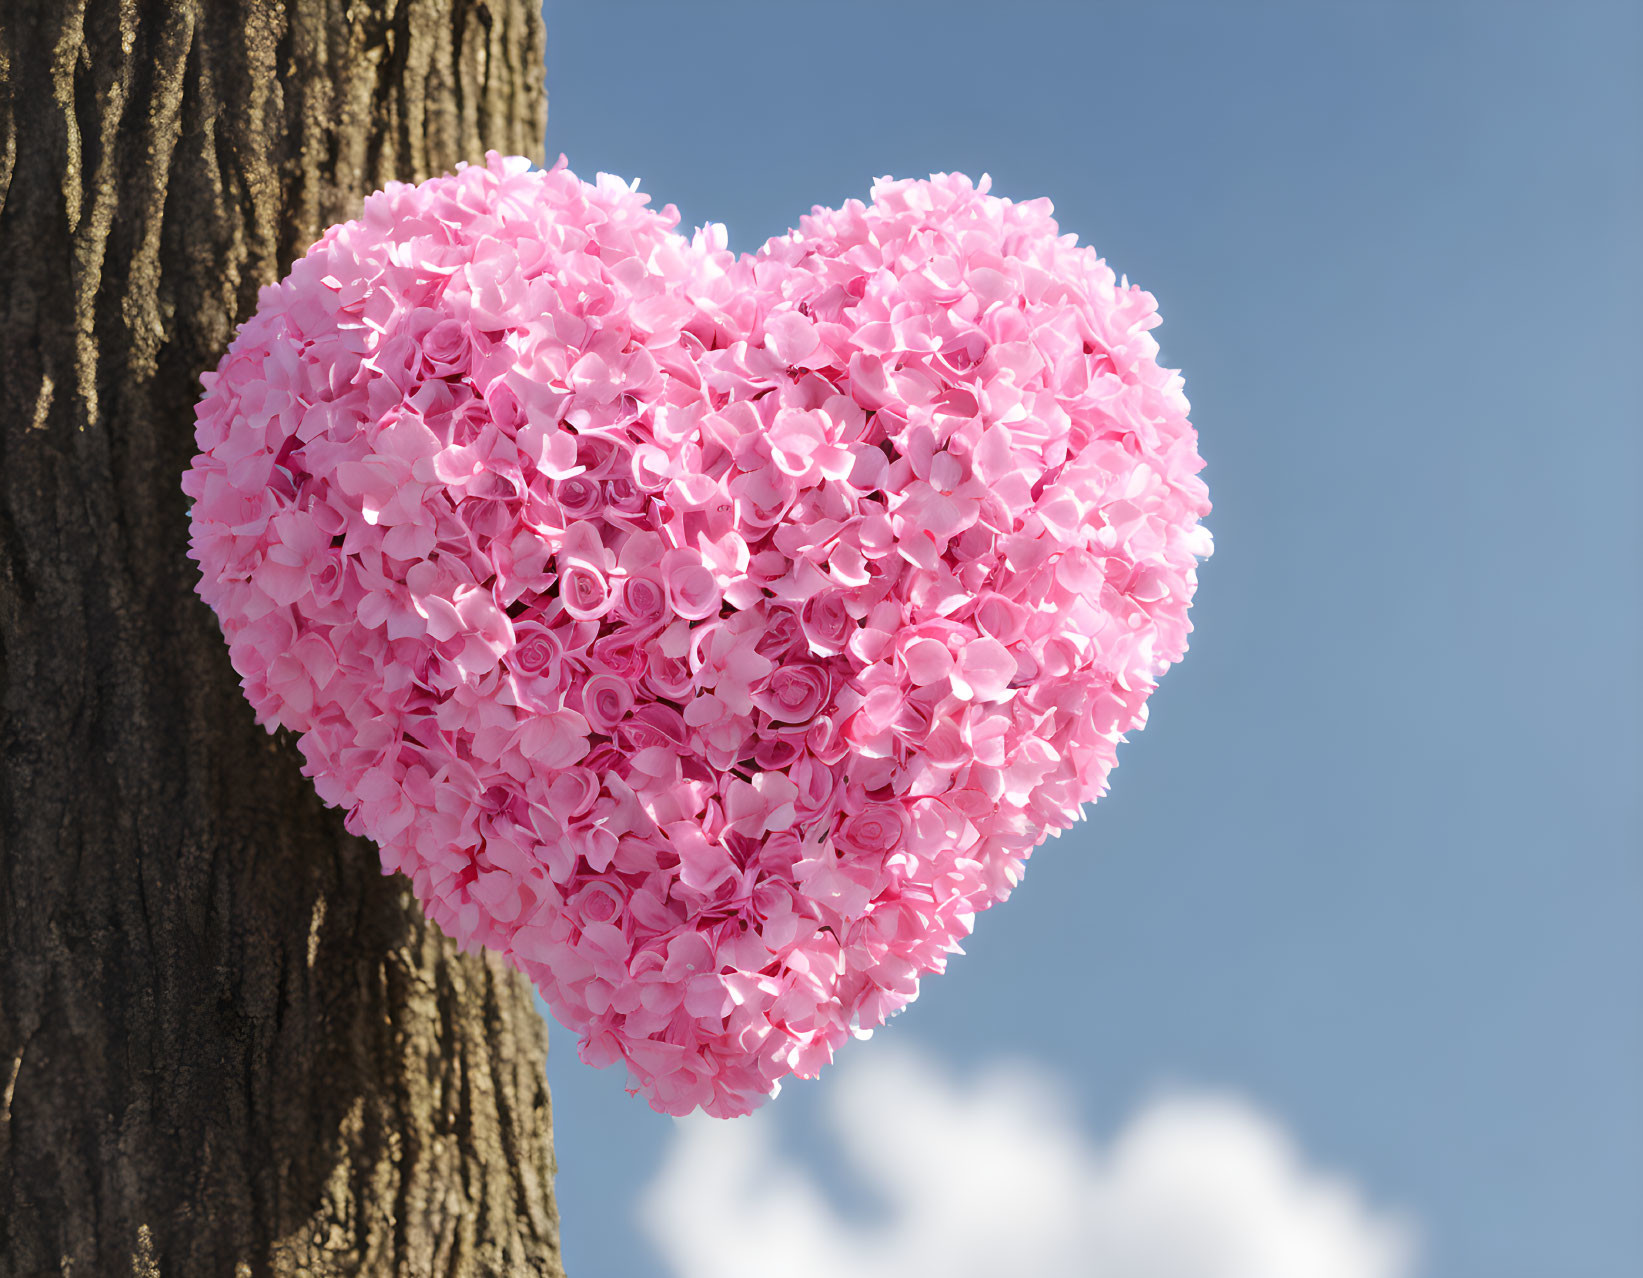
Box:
[0, 2, 562, 1274]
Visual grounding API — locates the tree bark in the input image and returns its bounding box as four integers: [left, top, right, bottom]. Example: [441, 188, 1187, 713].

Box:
[0, 2, 562, 1274]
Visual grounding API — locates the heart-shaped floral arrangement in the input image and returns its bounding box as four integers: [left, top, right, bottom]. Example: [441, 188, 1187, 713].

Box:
[185, 153, 1211, 1116]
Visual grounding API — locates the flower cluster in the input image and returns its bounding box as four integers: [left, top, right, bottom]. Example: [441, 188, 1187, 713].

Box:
[184, 153, 1212, 1116]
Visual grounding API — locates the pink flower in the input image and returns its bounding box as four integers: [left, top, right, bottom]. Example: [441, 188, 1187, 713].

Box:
[951, 636, 1017, 702]
[753, 607, 802, 660]
[753, 663, 831, 725]
[307, 551, 349, 607]
[615, 572, 668, 626]
[587, 631, 648, 682]
[580, 672, 634, 734]
[421, 318, 474, 375]
[567, 879, 626, 928]
[554, 475, 605, 521]
[619, 703, 688, 755]
[971, 592, 1029, 645]
[509, 622, 563, 678]
[752, 731, 806, 771]
[643, 651, 696, 702]
[799, 591, 853, 656]
[901, 636, 955, 687]
[558, 561, 611, 620]
[606, 475, 650, 518]
[662, 549, 721, 622]
[183, 154, 1210, 1121]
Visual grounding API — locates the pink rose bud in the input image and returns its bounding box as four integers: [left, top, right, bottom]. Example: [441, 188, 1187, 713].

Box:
[615, 572, 668, 626]
[836, 804, 909, 857]
[558, 562, 611, 620]
[509, 622, 563, 677]
[753, 664, 831, 725]
[799, 591, 853, 655]
[554, 475, 605, 520]
[580, 673, 635, 734]
[421, 318, 474, 374]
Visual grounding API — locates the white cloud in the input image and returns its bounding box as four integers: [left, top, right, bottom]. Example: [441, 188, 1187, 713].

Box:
[640, 1043, 1417, 1278]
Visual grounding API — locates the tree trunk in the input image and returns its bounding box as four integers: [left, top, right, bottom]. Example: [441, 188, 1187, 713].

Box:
[0, 2, 563, 1274]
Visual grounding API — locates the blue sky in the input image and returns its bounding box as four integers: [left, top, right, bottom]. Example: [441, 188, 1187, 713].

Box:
[535, 3, 1641, 1275]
